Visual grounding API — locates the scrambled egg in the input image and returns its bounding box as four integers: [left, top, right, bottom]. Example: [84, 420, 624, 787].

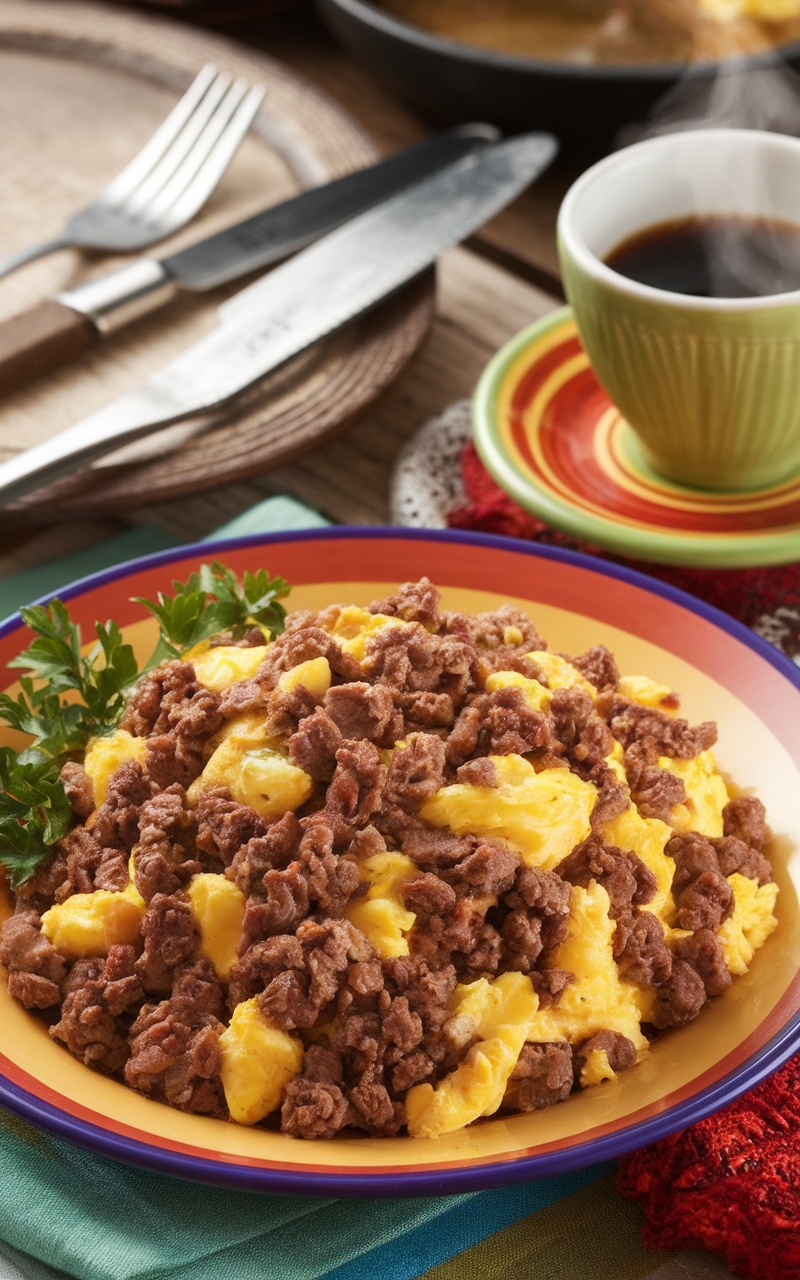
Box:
[718, 873, 780, 974]
[407, 880, 651, 1137]
[187, 736, 312, 819]
[326, 606, 410, 662]
[660, 750, 728, 838]
[600, 738, 731, 924]
[186, 643, 270, 692]
[186, 657, 332, 815]
[485, 669, 551, 712]
[580, 1048, 617, 1088]
[603, 805, 676, 925]
[524, 882, 649, 1055]
[277, 656, 332, 698]
[485, 653, 595, 715]
[219, 997, 304, 1125]
[617, 675, 676, 711]
[701, 0, 800, 18]
[344, 851, 417, 957]
[420, 754, 596, 871]
[187, 874, 246, 981]
[205, 711, 274, 757]
[406, 971, 538, 1138]
[528, 652, 597, 697]
[40, 880, 145, 957]
[83, 729, 148, 807]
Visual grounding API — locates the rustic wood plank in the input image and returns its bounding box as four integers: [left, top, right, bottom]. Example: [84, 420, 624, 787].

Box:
[0, 518, 130, 581]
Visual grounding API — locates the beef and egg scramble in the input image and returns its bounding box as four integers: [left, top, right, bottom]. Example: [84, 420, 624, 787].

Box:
[0, 577, 778, 1140]
[375, 0, 800, 66]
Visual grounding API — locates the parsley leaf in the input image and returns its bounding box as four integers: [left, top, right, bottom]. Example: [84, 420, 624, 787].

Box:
[0, 603, 139, 885]
[0, 562, 291, 886]
[0, 747, 74, 888]
[0, 681, 86, 759]
[137, 560, 290, 662]
[6, 605, 138, 747]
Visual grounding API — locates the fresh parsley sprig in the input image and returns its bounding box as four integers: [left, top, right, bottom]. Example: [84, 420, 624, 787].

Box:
[136, 561, 289, 666]
[0, 748, 74, 887]
[0, 562, 291, 886]
[1, 604, 139, 750]
[0, 604, 139, 887]
[0, 605, 138, 756]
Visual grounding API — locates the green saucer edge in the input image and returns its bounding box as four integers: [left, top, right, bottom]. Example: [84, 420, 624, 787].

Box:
[472, 306, 800, 570]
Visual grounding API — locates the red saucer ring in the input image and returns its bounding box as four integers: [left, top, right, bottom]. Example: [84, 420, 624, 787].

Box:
[473, 307, 800, 568]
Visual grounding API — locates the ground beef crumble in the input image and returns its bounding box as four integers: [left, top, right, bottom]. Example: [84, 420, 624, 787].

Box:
[0, 577, 777, 1141]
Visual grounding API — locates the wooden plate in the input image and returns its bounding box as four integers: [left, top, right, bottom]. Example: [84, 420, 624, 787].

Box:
[0, 1, 434, 522]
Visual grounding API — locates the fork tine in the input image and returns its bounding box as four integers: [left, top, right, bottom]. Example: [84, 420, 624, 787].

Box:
[101, 64, 222, 207]
[159, 83, 266, 232]
[116, 70, 234, 217]
[0, 62, 262, 277]
[140, 82, 266, 230]
[125, 74, 244, 220]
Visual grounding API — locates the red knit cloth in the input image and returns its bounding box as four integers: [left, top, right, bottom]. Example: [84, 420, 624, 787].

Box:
[449, 443, 800, 1279]
[617, 1059, 800, 1280]
[448, 443, 800, 661]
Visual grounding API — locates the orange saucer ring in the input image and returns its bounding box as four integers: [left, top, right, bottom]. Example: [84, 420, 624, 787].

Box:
[473, 307, 800, 568]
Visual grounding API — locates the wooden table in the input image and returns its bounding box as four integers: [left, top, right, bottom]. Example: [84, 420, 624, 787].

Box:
[0, 5, 577, 580]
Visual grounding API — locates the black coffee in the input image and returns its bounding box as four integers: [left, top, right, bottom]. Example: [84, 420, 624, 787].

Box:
[605, 215, 800, 298]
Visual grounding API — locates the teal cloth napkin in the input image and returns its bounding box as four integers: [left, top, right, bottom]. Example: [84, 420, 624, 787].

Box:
[0, 1108, 604, 1280]
[0, 495, 606, 1280]
[0, 495, 330, 621]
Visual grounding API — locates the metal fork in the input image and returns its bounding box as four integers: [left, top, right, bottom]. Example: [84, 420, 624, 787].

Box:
[0, 64, 265, 281]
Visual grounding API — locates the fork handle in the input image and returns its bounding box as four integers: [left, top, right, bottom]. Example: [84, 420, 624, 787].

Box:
[0, 301, 98, 396]
[0, 237, 72, 281]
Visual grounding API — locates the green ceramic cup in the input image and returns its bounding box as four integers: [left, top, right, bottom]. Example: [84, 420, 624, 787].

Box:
[557, 129, 800, 492]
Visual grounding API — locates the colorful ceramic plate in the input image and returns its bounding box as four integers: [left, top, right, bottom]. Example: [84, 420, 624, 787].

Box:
[1, 529, 799, 1195]
[473, 308, 800, 569]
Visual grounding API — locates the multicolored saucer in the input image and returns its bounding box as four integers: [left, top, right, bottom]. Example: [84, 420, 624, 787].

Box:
[473, 307, 800, 568]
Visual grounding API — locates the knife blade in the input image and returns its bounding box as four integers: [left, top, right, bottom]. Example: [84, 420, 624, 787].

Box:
[0, 123, 499, 397]
[0, 132, 557, 507]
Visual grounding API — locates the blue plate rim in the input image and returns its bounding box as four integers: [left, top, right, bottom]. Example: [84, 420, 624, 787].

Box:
[1, 1005, 798, 1197]
[3, 525, 800, 691]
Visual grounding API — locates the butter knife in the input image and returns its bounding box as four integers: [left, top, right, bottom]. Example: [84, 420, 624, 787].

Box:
[0, 124, 499, 397]
[0, 132, 557, 506]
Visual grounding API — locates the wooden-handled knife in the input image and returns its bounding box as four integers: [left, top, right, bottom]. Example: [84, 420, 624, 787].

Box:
[0, 133, 558, 506]
[0, 124, 500, 397]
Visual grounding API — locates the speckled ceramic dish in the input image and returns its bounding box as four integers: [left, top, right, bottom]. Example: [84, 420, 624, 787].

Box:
[473, 309, 800, 569]
[1, 529, 799, 1196]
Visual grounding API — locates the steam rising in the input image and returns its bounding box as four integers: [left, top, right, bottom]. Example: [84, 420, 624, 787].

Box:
[618, 55, 800, 142]
[615, 55, 800, 297]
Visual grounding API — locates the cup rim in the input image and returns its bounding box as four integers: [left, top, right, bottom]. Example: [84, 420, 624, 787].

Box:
[557, 127, 800, 312]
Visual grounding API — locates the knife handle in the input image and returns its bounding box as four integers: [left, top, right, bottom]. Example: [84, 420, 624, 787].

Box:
[0, 301, 98, 396]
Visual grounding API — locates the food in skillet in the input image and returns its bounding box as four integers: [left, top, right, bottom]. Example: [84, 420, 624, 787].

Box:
[0, 567, 778, 1139]
[374, 0, 800, 66]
